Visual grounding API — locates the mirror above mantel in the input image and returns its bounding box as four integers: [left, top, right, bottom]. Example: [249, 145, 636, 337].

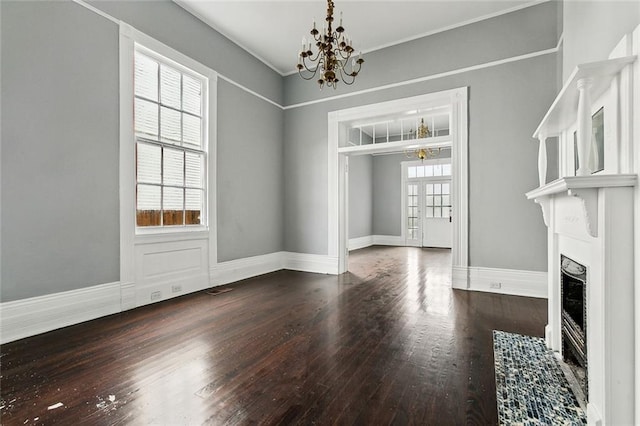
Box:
[531, 55, 636, 188]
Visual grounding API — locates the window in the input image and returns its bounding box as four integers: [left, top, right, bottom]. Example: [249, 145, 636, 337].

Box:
[425, 182, 451, 218]
[134, 49, 207, 229]
[407, 184, 419, 240]
[407, 163, 451, 179]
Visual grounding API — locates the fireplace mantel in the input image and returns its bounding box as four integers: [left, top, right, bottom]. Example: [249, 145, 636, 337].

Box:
[526, 174, 637, 237]
[525, 28, 639, 425]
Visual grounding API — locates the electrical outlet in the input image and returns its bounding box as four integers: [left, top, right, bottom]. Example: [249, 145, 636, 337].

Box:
[490, 282, 502, 289]
[151, 291, 162, 301]
[171, 285, 182, 293]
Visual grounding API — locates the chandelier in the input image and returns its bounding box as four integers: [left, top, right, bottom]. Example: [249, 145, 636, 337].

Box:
[405, 118, 440, 161]
[297, 0, 364, 89]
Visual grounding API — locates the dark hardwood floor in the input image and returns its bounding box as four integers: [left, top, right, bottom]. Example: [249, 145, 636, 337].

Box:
[0, 246, 547, 425]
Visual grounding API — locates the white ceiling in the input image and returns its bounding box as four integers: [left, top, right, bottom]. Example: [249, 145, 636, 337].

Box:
[174, 0, 542, 76]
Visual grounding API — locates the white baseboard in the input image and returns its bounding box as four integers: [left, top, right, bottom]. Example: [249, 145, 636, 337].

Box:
[0, 257, 547, 344]
[348, 234, 407, 250]
[282, 252, 339, 275]
[545, 324, 553, 349]
[587, 402, 603, 426]
[373, 235, 405, 246]
[349, 235, 374, 251]
[120, 281, 136, 311]
[452, 265, 469, 289]
[0, 282, 122, 344]
[210, 252, 284, 287]
[467, 266, 547, 298]
[0, 251, 340, 344]
[135, 273, 211, 307]
[210, 251, 339, 286]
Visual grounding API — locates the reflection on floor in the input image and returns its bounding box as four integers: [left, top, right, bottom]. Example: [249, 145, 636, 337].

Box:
[0, 246, 547, 425]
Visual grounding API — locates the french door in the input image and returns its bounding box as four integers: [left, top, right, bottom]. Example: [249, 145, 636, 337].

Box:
[406, 178, 452, 248]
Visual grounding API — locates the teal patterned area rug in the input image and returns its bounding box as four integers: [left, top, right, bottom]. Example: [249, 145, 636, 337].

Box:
[493, 331, 586, 425]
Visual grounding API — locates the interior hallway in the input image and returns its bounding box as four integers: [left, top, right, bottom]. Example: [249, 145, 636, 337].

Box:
[0, 246, 547, 425]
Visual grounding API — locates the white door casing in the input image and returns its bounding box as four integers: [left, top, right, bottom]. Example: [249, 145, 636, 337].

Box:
[328, 87, 468, 286]
[403, 172, 453, 249]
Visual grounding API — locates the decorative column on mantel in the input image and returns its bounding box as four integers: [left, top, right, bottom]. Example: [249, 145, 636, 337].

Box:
[537, 132, 547, 187]
[576, 78, 593, 176]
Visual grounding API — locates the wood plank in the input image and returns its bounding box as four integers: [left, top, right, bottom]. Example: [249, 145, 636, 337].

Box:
[0, 246, 546, 425]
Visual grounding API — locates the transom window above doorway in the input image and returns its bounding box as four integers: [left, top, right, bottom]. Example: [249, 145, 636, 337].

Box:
[408, 163, 451, 178]
[340, 107, 451, 148]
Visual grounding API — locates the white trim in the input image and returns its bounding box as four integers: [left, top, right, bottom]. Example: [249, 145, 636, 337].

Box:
[72, 0, 119, 24]
[466, 267, 548, 298]
[134, 230, 210, 245]
[329, 88, 469, 279]
[210, 251, 340, 287]
[218, 74, 283, 110]
[556, 32, 564, 51]
[632, 23, 640, 426]
[173, 0, 283, 76]
[71, 0, 557, 113]
[0, 282, 122, 344]
[349, 235, 374, 251]
[359, 0, 549, 60]
[0, 250, 338, 344]
[119, 23, 219, 310]
[119, 25, 137, 311]
[587, 403, 603, 426]
[452, 265, 470, 289]
[373, 235, 406, 246]
[348, 235, 411, 250]
[339, 136, 452, 156]
[452, 88, 469, 270]
[127, 26, 215, 79]
[75, 0, 547, 79]
[210, 252, 284, 287]
[284, 47, 557, 110]
[283, 252, 339, 275]
[120, 282, 136, 311]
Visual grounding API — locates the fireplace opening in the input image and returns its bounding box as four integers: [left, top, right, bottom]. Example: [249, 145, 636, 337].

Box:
[561, 255, 588, 399]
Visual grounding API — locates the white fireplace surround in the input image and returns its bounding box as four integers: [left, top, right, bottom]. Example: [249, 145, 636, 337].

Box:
[526, 28, 639, 426]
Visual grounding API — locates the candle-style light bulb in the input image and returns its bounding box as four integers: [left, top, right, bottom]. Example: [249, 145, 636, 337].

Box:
[340, 11, 343, 26]
[313, 18, 316, 30]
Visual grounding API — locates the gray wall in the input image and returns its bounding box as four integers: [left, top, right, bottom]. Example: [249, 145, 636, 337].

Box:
[217, 81, 284, 261]
[348, 155, 373, 239]
[1, 0, 568, 303]
[372, 150, 452, 237]
[283, 2, 559, 272]
[372, 154, 404, 237]
[284, 1, 559, 107]
[0, 0, 284, 301]
[1, 1, 120, 302]
[562, 1, 639, 82]
[90, 1, 283, 106]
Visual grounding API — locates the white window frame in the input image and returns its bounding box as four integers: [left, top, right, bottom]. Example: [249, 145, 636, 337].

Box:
[119, 24, 218, 302]
[133, 45, 209, 232]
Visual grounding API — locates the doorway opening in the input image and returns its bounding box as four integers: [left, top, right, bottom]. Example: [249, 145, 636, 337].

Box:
[404, 156, 453, 249]
[327, 88, 468, 287]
